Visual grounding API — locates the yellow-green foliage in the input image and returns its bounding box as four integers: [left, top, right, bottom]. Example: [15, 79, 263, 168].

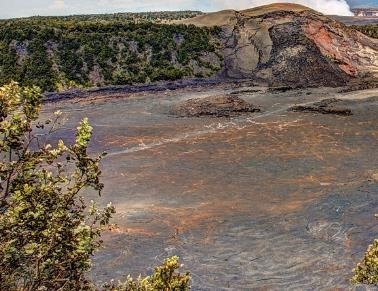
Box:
[104, 256, 191, 291]
[352, 239, 378, 285]
[0, 81, 115, 290]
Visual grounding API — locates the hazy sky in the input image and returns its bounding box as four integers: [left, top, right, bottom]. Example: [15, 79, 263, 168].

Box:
[0, 0, 376, 19]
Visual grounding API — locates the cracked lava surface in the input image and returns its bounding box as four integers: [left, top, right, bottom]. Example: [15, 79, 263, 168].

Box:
[41, 85, 378, 290]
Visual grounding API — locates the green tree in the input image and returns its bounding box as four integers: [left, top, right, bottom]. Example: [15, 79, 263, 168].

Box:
[0, 82, 190, 290]
[0, 81, 114, 289]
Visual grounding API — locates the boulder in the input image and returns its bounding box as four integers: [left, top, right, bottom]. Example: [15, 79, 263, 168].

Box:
[173, 95, 261, 117]
[289, 98, 353, 115]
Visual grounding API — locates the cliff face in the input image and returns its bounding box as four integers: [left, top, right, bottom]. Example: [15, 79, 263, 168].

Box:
[180, 4, 378, 87]
[302, 15, 378, 77]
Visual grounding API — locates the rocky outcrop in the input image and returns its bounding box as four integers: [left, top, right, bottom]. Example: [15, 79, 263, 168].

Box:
[302, 13, 378, 77]
[265, 21, 349, 87]
[172, 95, 260, 117]
[289, 98, 353, 115]
[179, 4, 378, 87]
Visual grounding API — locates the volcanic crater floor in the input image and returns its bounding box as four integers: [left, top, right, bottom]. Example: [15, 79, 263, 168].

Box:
[42, 84, 378, 290]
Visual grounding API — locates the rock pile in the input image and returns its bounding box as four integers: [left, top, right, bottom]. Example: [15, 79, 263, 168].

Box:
[173, 95, 261, 117]
[289, 98, 353, 115]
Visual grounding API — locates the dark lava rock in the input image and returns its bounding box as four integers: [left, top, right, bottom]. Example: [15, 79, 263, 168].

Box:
[230, 89, 262, 95]
[338, 78, 378, 93]
[289, 98, 352, 116]
[173, 95, 261, 117]
[266, 23, 350, 87]
[268, 86, 296, 93]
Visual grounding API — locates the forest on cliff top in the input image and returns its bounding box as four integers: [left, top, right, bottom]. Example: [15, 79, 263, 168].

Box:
[0, 12, 221, 92]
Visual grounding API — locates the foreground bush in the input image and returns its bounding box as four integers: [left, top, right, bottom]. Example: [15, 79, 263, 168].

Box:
[0, 82, 190, 290]
[104, 256, 190, 291]
[0, 81, 115, 289]
[352, 239, 378, 285]
[352, 214, 378, 286]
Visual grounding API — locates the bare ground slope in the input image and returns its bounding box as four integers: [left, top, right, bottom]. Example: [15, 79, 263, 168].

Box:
[178, 4, 378, 87]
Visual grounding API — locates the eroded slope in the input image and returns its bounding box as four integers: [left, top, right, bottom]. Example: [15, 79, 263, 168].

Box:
[180, 4, 378, 87]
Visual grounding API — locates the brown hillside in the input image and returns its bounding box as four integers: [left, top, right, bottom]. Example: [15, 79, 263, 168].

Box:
[178, 3, 378, 87]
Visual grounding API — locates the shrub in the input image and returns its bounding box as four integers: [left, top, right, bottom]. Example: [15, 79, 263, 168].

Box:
[351, 215, 378, 285]
[352, 239, 378, 285]
[104, 256, 191, 291]
[0, 81, 115, 290]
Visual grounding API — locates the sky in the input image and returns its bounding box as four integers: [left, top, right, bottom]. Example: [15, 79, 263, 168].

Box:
[0, 0, 377, 19]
